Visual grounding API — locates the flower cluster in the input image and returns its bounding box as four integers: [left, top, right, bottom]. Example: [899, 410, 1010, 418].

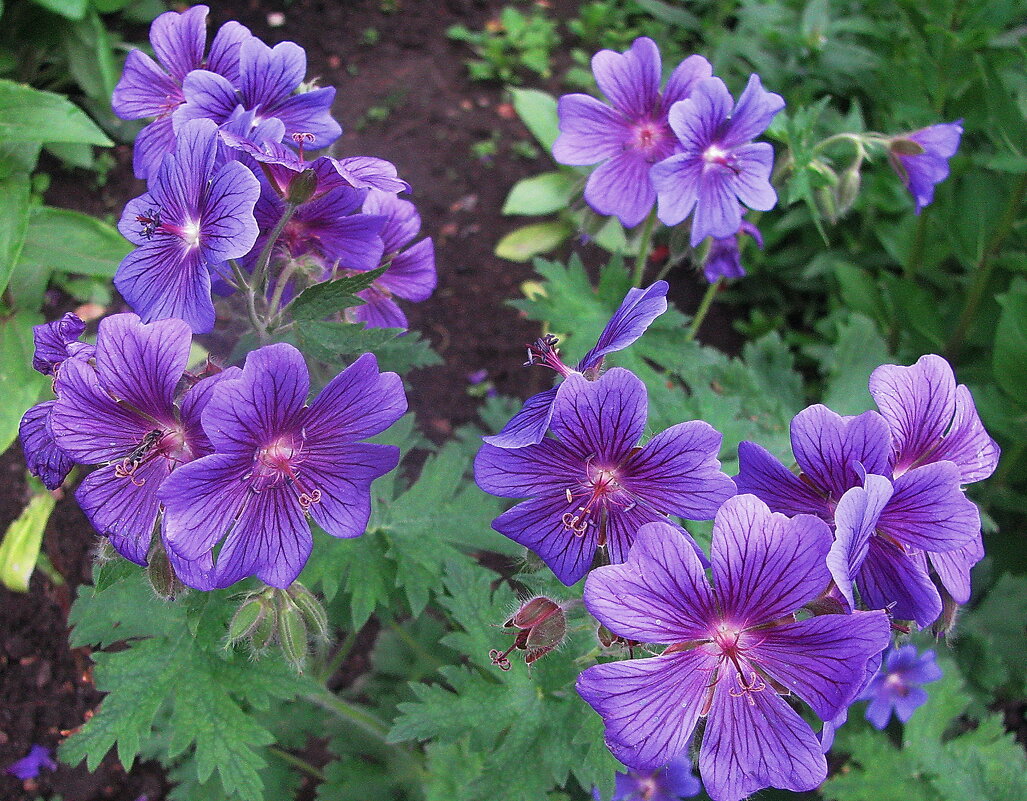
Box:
[112, 5, 434, 334]
[19, 314, 405, 590]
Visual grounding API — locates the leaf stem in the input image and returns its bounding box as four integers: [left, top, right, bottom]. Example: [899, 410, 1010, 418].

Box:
[253, 202, 298, 301]
[631, 207, 659, 287]
[317, 628, 359, 683]
[308, 691, 391, 740]
[268, 745, 325, 782]
[685, 278, 723, 342]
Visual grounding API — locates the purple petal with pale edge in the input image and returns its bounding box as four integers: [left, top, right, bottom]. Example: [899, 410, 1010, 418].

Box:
[132, 117, 178, 181]
[239, 39, 305, 107]
[198, 161, 260, 262]
[363, 190, 421, 252]
[330, 157, 408, 193]
[662, 54, 714, 107]
[300, 352, 406, 442]
[826, 474, 894, 610]
[201, 343, 308, 453]
[928, 536, 983, 603]
[735, 441, 829, 519]
[729, 143, 777, 211]
[349, 290, 407, 329]
[119, 193, 159, 247]
[584, 149, 657, 228]
[491, 493, 600, 585]
[160, 452, 253, 560]
[32, 312, 86, 375]
[877, 461, 979, 552]
[667, 79, 733, 151]
[271, 87, 342, 149]
[482, 387, 558, 448]
[94, 313, 190, 422]
[377, 239, 436, 301]
[316, 215, 386, 272]
[20, 402, 75, 490]
[790, 406, 892, 500]
[76, 460, 168, 565]
[112, 49, 181, 120]
[212, 482, 312, 589]
[164, 535, 216, 591]
[550, 369, 646, 465]
[752, 612, 890, 721]
[115, 241, 214, 334]
[583, 520, 717, 642]
[149, 5, 206, 81]
[869, 354, 955, 473]
[50, 359, 151, 463]
[578, 281, 669, 370]
[700, 681, 826, 801]
[857, 537, 941, 628]
[207, 21, 251, 84]
[178, 367, 243, 456]
[552, 93, 628, 166]
[711, 494, 833, 625]
[577, 649, 718, 771]
[175, 70, 238, 128]
[720, 74, 785, 149]
[691, 168, 742, 246]
[592, 37, 661, 118]
[304, 442, 398, 539]
[652, 152, 702, 226]
[935, 385, 1000, 483]
[620, 421, 736, 520]
[474, 438, 582, 499]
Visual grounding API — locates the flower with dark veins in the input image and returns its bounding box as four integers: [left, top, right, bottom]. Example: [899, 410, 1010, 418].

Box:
[859, 644, 942, 728]
[887, 121, 962, 213]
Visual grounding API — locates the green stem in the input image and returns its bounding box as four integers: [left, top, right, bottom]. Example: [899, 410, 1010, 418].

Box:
[905, 213, 927, 279]
[308, 691, 391, 740]
[685, 279, 723, 342]
[267, 258, 302, 327]
[631, 207, 659, 287]
[252, 202, 298, 300]
[230, 259, 267, 341]
[317, 628, 358, 683]
[945, 172, 1027, 359]
[268, 746, 325, 782]
[383, 614, 445, 673]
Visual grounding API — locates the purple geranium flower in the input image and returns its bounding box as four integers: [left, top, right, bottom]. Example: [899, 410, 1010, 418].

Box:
[553, 38, 712, 227]
[176, 36, 341, 150]
[6, 744, 57, 780]
[702, 220, 762, 283]
[736, 402, 981, 628]
[869, 354, 998, 603]
[475, 368, 735, 585]
[651, 75, 784, 246]
[594, 753, 702, 801]
[577, 501, 891, 801]
[484, 280, 669, 449]
[160, 344, 406, 589]
[117, 118, 260, 333]
[112, 5, 251, 179]
[860, 645, 942, 728]
[888, 121, 962, 214]
[30, 312, 94, 376]
[47, 314, 236, 576]
[343, 190, 437, 329]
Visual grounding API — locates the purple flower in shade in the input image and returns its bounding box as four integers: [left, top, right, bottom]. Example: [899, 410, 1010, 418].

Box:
[46, 314, 234, 581]
[484, 281, 669, 449]
[6, 744, 57, 780]
[553, 38, 713, 227]
[342, 190, 437, 329]
[735, 402, 983, 629]
[888, 121, 962, 214]
[474, 368, 735, 585]
[860, 645, 942, 728]
[576, 500, 891, 801]
[117, 118, 260, 333]
[593, 753, 702, 801]
[651, 75, 784, 246]
[702, 220, 762, 283]
[160, 344, 406, 589]
[30, 312, 94, 376]
[868, 354, 999, 604]
[176, 36, 341, 150]
[112, 5, 251, 179]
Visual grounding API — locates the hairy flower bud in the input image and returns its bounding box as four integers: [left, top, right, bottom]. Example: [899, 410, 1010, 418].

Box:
[288, 582, 330, 644]
[227, 597, 269, 646]
[836, 166, 862, 216]
[287, 168, 319, 205]
[146, 540, 185, 600]
[278, 599, 309, 673]
[489, 596, 566, 670]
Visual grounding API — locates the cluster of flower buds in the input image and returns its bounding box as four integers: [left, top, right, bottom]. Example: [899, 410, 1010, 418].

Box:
[227, 583, 330, 671]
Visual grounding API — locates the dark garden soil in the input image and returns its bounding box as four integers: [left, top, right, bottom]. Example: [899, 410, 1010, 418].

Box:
[0, 2, 735, 798]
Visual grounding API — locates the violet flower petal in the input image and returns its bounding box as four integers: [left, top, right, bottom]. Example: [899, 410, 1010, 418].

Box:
[20, 401, 75, 490]
[857, 537, 942, 628]
[876, 461, 980, 552]
[482, 387, 559, 449]
[826, 474, 894, 610]
[549, 369, 646, 465]
[735, 440, 831, 519]
[578, 281, 669, 370]
[789, 406, 892, 500]
[928, 537, 983, 603]
[551, 93, 628, 165]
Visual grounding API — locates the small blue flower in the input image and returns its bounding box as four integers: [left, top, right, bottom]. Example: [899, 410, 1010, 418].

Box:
[859, 644, 942, 728]
[6, 745, 56, 780]
[594, 753, 702, 801]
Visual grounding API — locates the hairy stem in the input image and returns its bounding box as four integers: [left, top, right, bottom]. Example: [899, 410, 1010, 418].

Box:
[685, 278, 723, 342]
[268, 745, 325, 782]
[252, 202, 298, 302]
[308, 691, 391, 740]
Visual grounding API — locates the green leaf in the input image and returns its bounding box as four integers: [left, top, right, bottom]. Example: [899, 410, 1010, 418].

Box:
[0, 172, 31, 295]
[509, 88, 559, 151]
[30, 0, 87, 17]
[959, 573, 1027, 694]
[0, 78, 112, 144]
[0, 312, 49, 453]
[633, 0, 700, 28]
[819, 313, 889, 415]
[18, 206, 130, 278]
[993, 277, 1027, 398]
[502, 171, 576, 216]
[495, 221, 573, 262]
[287, 265, 388, 322]
[0, 488, 56, 592]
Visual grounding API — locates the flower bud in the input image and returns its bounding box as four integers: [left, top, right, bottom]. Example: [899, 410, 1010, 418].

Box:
[836, 166, 862, 217]
[932, 587, 961, 639]
[286, 168, 319, 205]
[278, 599, 309, 673]
[288, 582, 330, 644]
[146, 540, 185, 601]
[227, 597, 268, 646]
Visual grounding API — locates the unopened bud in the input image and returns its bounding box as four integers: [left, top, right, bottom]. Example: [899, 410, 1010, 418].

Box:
[932, 588, 961, 639]
[146, 541, 184, 600]
[889, 137, 926, 156]
[227, 597, 268, 646]
[836, 167, 861, 216]
[490, 596, 566, 669]
[288, 582, 329, 643]
[815, 184, 838, 225]
[249, 604, 277, 652]
[287, 168, 319, 205]
[278, 599, 309, 672]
